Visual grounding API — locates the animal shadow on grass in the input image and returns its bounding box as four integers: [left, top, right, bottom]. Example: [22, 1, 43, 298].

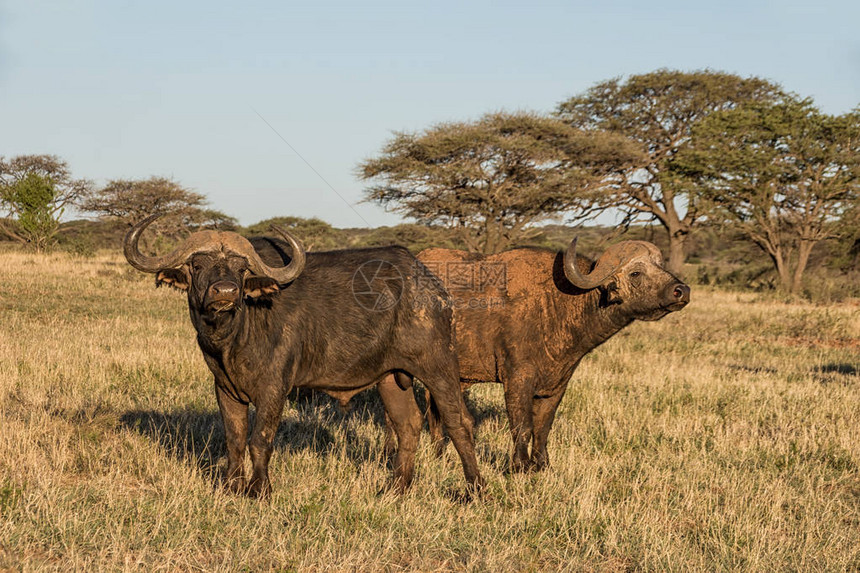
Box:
[467, 395, 510, 474]
[462, 388, 507, 431]
[419, 386, 510, 475]
[813, 363, 858, 384]
[729, 363, 778, 375]
[119, 388, 386, 490]
[119, 408, 225, 482]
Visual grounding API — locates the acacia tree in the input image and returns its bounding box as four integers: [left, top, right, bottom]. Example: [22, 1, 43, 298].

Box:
[80, 176, 206, 223]
[80, 176, 236, 247]
[359, 112, 643, 254]
[557, 69, 785, 274]
[0, 155, 91, 251]
[672, 99, 859, 294]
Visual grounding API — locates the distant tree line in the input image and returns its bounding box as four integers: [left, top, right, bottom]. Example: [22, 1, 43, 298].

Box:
[0, 167, 237, 254]
[1, 69, 857, 297]
[360, 69, 858, 294]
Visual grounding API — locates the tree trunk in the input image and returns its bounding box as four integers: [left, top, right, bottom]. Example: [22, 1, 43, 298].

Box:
[641, 187, 691, 276]
[666, 231, 688, 276]
[770, 249, 791, 293]
[457, 225, 481, 253]
[790, 239, 816, 294]
[0, 220, 27, 245]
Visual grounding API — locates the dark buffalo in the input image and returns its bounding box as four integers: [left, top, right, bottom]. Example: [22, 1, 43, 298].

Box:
[400, 239, 690, 472]
[124, 214, 483, 498]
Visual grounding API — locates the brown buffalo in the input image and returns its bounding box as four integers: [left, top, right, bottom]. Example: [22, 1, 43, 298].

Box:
[124, 214, 483, 498]
[397, 238, 690, 472]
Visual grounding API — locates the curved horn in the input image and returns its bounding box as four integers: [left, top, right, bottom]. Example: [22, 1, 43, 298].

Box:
[123, 213, 209, 272]
[563, 237, 624, 290]
[244, 225, 307, 284]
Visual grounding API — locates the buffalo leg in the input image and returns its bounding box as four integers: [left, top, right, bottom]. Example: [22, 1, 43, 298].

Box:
[529, 386, 567, 471]
[426, 383, 474, 458]
[419, 372, 485, 492]
[215, 385, 249, 494]
[460, 385, 476, 434]
[377, 373, 422, 492]
[382, 372, 414, 459]
[504, 379, 535, 472]
[424, 388, 446, 457]
[382, 413, 397, 461]
[247, 392, 288, 499]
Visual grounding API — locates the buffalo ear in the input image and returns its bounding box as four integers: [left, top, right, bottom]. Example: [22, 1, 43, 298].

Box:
[156, 267, 190, 291]
[602, 279, 622, 305]
[245, 276, 280, 298]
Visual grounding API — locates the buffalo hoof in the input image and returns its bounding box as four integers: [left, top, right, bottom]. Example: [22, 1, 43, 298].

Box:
[469, 475, 487, 495]
[393, 472, 414, 493]
[446, 479, 486, 504]
[529, 458, 549, 472]
[223, 476, 246, 495]
[246, 478, 272, 500]
[510, 457, 532, 474]
[379, 476, 413, 496]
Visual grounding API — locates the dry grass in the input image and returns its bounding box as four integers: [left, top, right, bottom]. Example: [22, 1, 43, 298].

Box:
[1, 249, 858, 572]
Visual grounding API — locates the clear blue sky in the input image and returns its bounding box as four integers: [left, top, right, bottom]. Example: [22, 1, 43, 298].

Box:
[2, 0, 858, 228]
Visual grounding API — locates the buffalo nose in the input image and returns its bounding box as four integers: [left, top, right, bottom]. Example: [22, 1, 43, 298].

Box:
[209, 280, 239, 299]
[672, 284, 691, 303]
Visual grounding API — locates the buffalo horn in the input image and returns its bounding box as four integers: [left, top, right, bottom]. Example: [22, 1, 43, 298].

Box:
[563, 237, 626, 290]
[123, 214, 212, 272]
[123, 213, 307, 284]
[244, 225, 306, 284]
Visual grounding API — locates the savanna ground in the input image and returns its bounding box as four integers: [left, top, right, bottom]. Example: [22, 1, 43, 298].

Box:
[0, 249, 858, 572]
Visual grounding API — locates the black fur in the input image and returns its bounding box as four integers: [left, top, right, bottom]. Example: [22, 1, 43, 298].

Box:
[154, 237, 484, 498]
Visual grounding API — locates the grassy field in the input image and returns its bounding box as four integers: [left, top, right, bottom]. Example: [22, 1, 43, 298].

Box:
[1, 249, 858, 572]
